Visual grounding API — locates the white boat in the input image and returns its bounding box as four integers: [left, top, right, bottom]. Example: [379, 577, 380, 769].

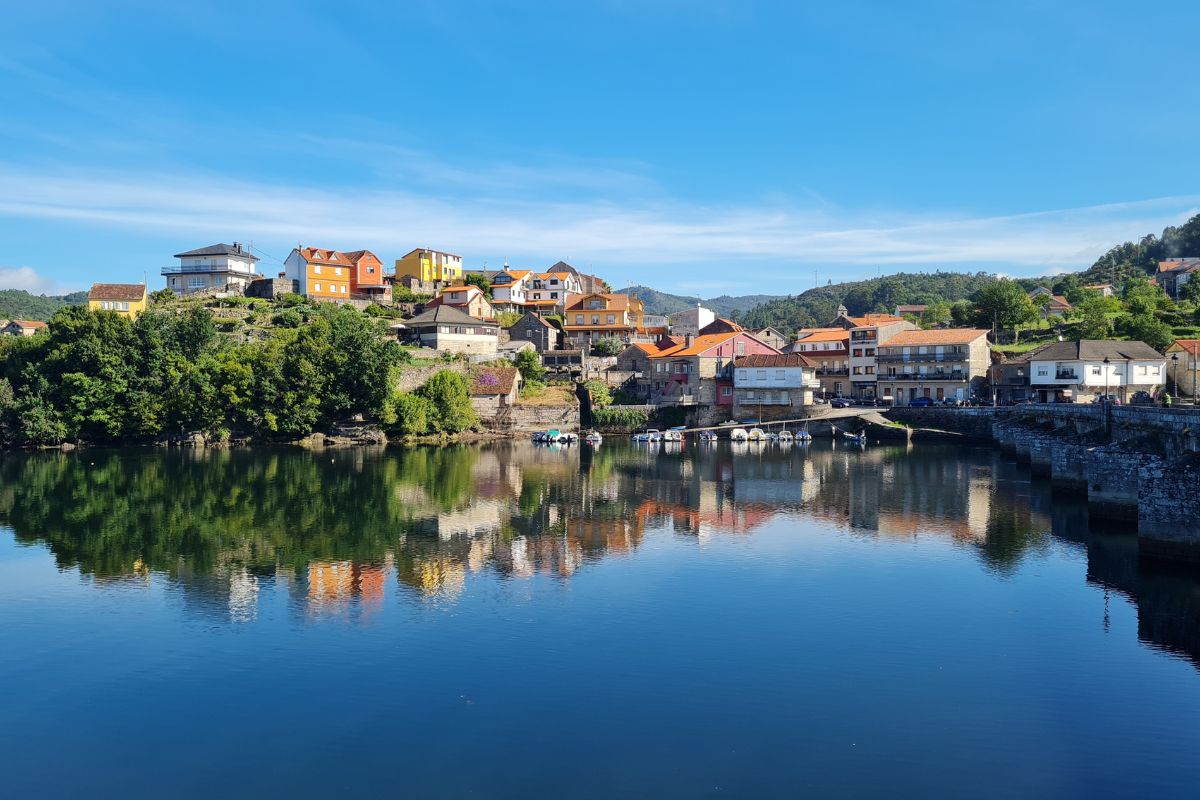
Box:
[747, 428, 766, 442]
[765, 431, 779, 442]
[662, 429, 683, 442]
[698, 431, 719, 442]
[795, 429, 813, 442]
[778, 430, 794, 443]
[583, 431, 603, 444]
[633, 428, 662, 442]
[560, 432, 578, 443]
[729, 428, 749, 442]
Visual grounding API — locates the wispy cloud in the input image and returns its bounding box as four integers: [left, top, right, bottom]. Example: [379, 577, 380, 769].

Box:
[0, 265, 71, 294]
[0, 164, 1194, 280]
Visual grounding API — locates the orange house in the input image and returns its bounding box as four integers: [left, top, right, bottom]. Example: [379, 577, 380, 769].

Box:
[283, 246, 353, 300]
[343, 249, 388, 301]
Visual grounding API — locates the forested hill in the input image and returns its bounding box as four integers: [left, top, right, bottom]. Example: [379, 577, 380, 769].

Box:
[0, 290, 87, 321]
[736, 272, 1006, 334]
[1081, 213, 1200, 286]
[616, 285, 783, 318]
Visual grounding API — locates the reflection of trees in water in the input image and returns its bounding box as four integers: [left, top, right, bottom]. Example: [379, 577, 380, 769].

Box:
[3, 443, 1199, 659]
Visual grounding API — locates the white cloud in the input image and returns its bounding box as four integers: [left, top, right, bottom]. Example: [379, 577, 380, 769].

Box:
[0, 265, 70, 294]
[0, 164, 1194, 280]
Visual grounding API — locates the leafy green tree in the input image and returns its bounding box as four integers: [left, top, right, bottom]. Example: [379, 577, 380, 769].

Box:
[1075, 297, 1114, 339]
[1123, 278, 1170, 316]
[416, 370, 477, 433]
[918, 302, 951, 328]
[514, 348, 546, 387]
[390, 392, 435, 435]
[583, 379, 613, 407]
[1119, 313, 1173, 352]
[591, 336, 625, 356]
[464, 272, 493, 299]
[973, 280, 1039, 341]
[950, 300, 975, 327]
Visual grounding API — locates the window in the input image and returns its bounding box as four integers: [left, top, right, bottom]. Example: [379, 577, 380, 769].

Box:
[314, 283, 322, 292]
[575, 314, 584, 324]
[1037, 367, 1048, 376]
[736, 341, 745, 356]
[526, 330, 534, 339]
[314, 265, 322, 274]
[1091, 366, 1101, 376]
[866, 366, 875, 375]
[852, 367, 862, 375]
[591, 315, 600, 325]
[335, 268, 342, 277]
[853, 348, 862, 357]
[607, 315, 616, 324]
[721, 386, 732, 397]
[188, 276, 206, 288]
[865, 348, 875, 356]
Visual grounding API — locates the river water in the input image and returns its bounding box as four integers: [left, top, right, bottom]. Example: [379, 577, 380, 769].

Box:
[1, 441, 1198, 798]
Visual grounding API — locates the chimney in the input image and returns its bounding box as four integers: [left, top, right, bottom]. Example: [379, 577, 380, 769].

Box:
[686, 333, 696, 349]
[233, 242, 241, 253]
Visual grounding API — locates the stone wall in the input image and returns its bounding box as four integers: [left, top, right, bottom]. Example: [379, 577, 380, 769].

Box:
[394, 362, 470, 394]
[886, 407, 996, 440]
[1139, 454, 1200, 561]
[507, 404, 580, 432]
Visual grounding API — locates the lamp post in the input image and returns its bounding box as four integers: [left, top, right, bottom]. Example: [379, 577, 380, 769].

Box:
[1171, 352, 1179, 400]
[1103, 356, 1110, 404]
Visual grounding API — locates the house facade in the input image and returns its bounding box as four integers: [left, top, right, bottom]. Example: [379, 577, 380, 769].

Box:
[470, 366, 522, 417]
[790, 327, 851, 398]
[489, 266, 581, 314]
[1, 320, 47, 336]
[1166, 339, 1200, 399]
[615, 337, 683, 401]
[394, 248, 463, 285]
[753, 327, 790, 351]
[284, 247, 353, 300]
[732, 353, 819, 418]
[88, 283, 148, 319]
[668, 305, 716, 337]
[1030, 287, 1071, 318]
[875, 328, 991, 404]
[343, 250, 389, 302]
[563, 293, 646, 346]
[1157, 258, 1200, 299]
[847, 316, 917, 399]
[647, 329, 779, 407]
[164, 242, 260, 295]
[1026, 340, 1165, 403]
[396, 305, 500, 355]
[428, 285, 495, 320]
[508, 312, 563, 352]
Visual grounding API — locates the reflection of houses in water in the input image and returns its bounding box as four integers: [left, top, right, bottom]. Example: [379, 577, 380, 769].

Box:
[301, 556, 393, 617]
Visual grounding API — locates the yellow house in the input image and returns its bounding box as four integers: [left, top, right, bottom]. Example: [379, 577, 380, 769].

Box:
[394, 247, 463, 284]
[87, 283, 148, 319]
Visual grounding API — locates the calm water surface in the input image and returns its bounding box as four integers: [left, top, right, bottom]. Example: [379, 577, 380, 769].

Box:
[2, 441, 1199, 798]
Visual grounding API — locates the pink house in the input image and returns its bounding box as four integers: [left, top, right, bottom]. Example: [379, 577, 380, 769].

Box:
[647, 327, 779, 406]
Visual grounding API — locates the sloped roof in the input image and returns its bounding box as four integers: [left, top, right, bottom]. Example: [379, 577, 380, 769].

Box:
[471, 366, 519, 396]
[341, 249, 381, 265]
[846, 313, 905, 326]
[895, 304, 928, 313]
[883, 328, 989, 347]
[1046, 295, 1071, 308]
[173, 243, 260, 261]
[88, 283, 146, 301]
[565, 293, 634, 312]
[1171, 339, 1200, 357]
[1158, 258, 1200, 274]
[516, 312, 556, 329]
[403, 305, 498, 327]
[649, 332, 741, 358]
[6, 319, 47, 330]
[1031, 339, 1165, 361]
[630, 336, 684, 355]
[547, 260, 578, 274]
[734, 353, 817, 368]
[698, 318, 743, 335]
[795, 327, 849, 343]
[405, 247, 462, 259]
[298, 247, 353, 266]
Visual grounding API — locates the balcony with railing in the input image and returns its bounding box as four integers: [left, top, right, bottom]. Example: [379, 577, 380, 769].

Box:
[162, 263, 261, 276]
[879, 371, 968, 382]
[876, 352, 967, 363]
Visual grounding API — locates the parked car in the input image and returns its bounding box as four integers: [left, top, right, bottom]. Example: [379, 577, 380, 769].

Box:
[909, 397, 935, 408]
[1128, 391, 1154, 406]
[1094, 394, 1121, 405]
[831, 398, 852, 409]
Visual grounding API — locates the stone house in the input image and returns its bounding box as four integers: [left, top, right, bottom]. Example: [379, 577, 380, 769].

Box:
[509, 312, 563, 352]
[1166, 339, 1200, 400]
[875, 328, 992, 404]
[470, 366, 521, 417]
[647, 326, 780, 407]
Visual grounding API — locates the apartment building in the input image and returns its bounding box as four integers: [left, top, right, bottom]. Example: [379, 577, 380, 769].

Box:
[790, 327, 851, 398]
[875, 329, 991, 404]
[846, 316, 917, 399]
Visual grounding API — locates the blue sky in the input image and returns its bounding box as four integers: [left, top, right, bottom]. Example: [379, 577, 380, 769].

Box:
[1, 0, 1197, 296]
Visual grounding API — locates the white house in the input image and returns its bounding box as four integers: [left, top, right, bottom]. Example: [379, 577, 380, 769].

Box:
[669, 304, 716, 337]
[732, 353, 820, 416]
[1028, 340, 1165, 403]
[395, 305, 500, 355]
[165, 243, 260, 295]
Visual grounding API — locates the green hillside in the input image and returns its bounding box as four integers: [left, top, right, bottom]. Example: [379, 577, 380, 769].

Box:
[615, 285, 784, 318]
[0, 290, 88, 321]
[1079, 214, 1200, 286]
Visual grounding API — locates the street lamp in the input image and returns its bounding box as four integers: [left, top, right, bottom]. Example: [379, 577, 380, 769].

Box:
[1103, 356, 1110, 404]
[1171, 352, 1179, 399]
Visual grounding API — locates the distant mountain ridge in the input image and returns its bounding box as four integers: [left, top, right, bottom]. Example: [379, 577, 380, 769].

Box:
[0, 289, 88, 321]
[615, 285, 784, 318]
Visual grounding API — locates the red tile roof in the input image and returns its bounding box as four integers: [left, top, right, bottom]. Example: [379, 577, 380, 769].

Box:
[1171, 339, 1200, 357]
[471, 367, 518, 396]
[733, 353, 818, 368]
[881, 328, 990, 346]
[88, 283, 146, 301]
[648, 332, 741, 358]
[299, 247, 353, 266]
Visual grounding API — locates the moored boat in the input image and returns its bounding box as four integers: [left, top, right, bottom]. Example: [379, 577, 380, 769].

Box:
[729, 428, 749, 442]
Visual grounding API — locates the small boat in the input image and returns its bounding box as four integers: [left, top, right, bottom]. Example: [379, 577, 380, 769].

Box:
[795, 426, 813, 442]
[842, 429, 867, 445]
[747, 428, 766, 442]
[729, 428, 749, 442]
[778, 430, 794, 443]
[765, 431, 779, 442]
[662, 429, 683, 442]
[583, 431, 603, 444]
[698, 431, 719, 442]
[633, 428, 662, 442]
[560, 432, 578, 444]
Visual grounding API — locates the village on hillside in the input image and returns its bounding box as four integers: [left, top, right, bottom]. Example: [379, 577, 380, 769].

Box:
[5, 239, 1195, 437]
